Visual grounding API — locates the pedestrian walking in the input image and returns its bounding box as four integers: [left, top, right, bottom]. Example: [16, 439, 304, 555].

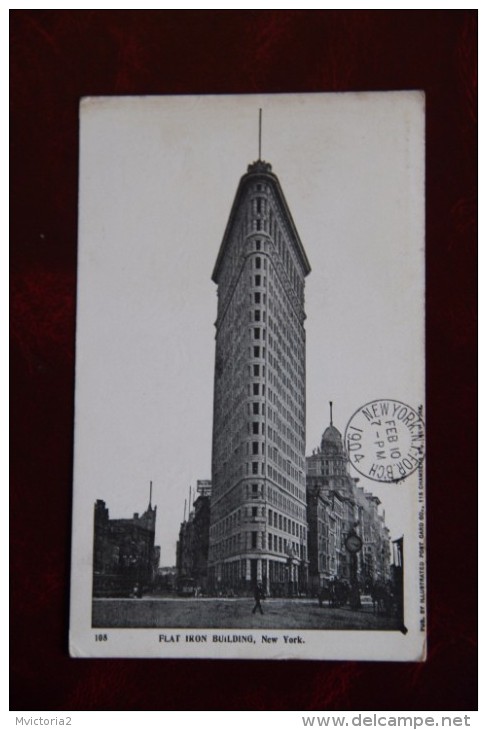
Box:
[252, 583, 265, 615]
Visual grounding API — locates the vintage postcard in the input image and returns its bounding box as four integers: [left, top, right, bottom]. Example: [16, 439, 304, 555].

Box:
[69, 92, 425, 660]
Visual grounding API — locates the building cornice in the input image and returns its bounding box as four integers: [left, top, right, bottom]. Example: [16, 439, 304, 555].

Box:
[212, 162, 311, 284]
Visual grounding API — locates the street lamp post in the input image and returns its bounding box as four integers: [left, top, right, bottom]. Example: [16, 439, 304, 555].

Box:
[285, 544, 295, 597]
[345, 528, 363, 611]
[299, 539, 307, 596]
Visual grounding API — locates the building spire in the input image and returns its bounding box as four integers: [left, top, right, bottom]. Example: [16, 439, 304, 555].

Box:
[258, 108, 262, 161]
[149, 480, 152, 509]
[330, 401, 333, 426]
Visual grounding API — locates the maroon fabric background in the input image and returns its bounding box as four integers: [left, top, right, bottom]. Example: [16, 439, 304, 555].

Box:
[10, 10, 477, 711]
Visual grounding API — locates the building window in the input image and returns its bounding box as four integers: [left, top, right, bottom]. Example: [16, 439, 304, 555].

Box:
[252, 422, 259, 434]
[254, 328, 260, 339]
[254, 292, 261, 304]
[252, 463, 259, 474]
[253, 345, 260, 357]
[256, 240, 261, 251]
[253, 364, 259, 376]
[252, 507, 258, 517]
[252, 441, 259, 454]
[253, 383, 259, 395]
[252, 532, 257, 548]
[255, 275, 261, 286]
[268, 533, 272, 549]
[255, 257, 261, 269]
[253, 403, 259, 414]
[254, 310, 261, 322]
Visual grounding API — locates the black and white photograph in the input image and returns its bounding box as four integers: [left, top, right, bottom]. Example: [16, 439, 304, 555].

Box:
[69, 92, 425, 660]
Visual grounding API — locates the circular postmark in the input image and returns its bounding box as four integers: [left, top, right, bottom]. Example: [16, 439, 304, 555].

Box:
[345, 399, 425, 483]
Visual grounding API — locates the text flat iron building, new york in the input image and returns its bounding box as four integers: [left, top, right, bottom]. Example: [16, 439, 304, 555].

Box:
[208, 160, 311, 595]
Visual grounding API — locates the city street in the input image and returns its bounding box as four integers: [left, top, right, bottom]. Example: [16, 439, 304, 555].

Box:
[92, 596, 402, 631]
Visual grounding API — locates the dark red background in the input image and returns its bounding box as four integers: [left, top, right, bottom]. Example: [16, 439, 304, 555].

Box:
[11, 10, 477, 711]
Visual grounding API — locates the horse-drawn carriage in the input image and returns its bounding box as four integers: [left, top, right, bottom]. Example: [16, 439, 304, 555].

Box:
[318, 579, 350, 608]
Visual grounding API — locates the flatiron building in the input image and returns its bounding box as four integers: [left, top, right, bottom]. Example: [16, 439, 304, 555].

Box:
[208, 159, 311, 595]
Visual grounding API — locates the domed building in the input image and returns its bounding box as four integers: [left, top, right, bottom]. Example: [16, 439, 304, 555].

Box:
[308, 406, 353, 494]
[306, 404, 392, 593]
[321, 423, 342, 453]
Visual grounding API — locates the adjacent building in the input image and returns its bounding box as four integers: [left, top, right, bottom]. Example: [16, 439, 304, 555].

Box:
[176, 480, 212, 591]
[208, 159, 311, 595]
[93, 489, 159, 597]
[306, 407, 391, 593]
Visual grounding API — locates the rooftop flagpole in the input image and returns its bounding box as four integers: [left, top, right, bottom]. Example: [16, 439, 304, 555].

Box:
[258, 108, 262, 160]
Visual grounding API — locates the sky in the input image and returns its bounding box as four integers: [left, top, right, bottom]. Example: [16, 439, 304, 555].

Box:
[73, 92, 424, 567]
